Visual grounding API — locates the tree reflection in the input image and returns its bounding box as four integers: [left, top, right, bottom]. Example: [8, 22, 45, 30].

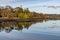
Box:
[0, 20, 43, 33]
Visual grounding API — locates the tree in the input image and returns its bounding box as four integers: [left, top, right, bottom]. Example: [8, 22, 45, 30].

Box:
[15, 7, 23, 13]
[24, 8, 30, 13]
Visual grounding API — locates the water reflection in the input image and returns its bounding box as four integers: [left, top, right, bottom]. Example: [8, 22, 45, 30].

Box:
[0, 20, 60, 33]
[0, 20, 60, 40]
[0, 20, 43, 33]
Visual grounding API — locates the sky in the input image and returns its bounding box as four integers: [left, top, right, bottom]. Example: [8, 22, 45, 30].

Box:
[0, 0, 60, 14]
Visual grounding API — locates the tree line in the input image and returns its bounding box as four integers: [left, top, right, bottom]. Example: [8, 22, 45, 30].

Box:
[0, 5, 44, 19]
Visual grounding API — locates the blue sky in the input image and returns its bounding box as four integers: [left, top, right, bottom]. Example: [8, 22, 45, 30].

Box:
[0, 0, 60, 14]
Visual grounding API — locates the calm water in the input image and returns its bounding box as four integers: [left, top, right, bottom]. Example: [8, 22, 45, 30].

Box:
[0, 20, 60, 40]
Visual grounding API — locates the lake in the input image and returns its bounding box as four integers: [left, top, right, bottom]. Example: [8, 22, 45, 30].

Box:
[0, 20, 60, 40]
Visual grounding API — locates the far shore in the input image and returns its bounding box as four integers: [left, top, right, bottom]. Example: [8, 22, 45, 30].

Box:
[0, 17, 60, 22]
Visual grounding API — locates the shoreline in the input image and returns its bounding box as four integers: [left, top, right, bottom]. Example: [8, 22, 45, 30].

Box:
[0, 18, 60, 22]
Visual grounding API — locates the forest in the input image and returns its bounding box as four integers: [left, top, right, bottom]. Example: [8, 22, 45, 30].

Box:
[0, 5, 44, 19]
[0, 5, 60, 20]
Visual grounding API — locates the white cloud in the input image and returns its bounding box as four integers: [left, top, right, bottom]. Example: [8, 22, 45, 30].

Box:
[22, 1, 60, 8]
[0, 0, 21, 7]
[0, 0, 16, 3]
[21, 0, 60, 14]
[0, 0, 60, 14]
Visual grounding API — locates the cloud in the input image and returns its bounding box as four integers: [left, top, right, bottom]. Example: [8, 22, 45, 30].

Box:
[0, 0, 21, 5]
[22, 0, 60, 8]
[0, 0, 60, 14]
[0, 0, 21, 7]
[0, 0, 15, 4]
[22, 0, 60, 14]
